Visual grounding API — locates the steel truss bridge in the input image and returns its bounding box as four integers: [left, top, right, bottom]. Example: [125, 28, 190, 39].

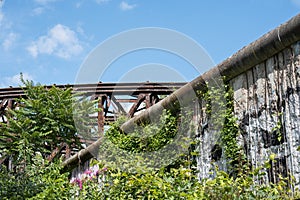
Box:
[0, 82, 186, 132]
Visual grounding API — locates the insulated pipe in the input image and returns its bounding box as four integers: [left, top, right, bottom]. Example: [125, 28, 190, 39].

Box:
[62, 13, 300, 172]
[121, 13, 300, 132]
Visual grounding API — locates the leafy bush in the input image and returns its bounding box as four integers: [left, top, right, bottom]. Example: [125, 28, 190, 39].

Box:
[65, 159, 298, 199]
[0, 78, 95, 165]
[1, 157, 296, 199]
[0, 77, 96, 199]
[105, 110, 179, 153]
[0, 154, 72, 199]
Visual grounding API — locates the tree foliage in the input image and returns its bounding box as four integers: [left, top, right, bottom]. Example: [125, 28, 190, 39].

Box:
[0, 78, 95, 165]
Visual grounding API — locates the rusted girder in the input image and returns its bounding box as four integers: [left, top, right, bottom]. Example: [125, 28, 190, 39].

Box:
[0, 82, 185, 126]
[0, 82, 185, 100]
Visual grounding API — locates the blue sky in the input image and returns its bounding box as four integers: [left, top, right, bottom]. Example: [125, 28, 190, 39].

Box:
[0, 0, 299, 87]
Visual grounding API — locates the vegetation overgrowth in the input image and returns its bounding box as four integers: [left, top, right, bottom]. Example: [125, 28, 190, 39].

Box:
[0, 78, 299, 199]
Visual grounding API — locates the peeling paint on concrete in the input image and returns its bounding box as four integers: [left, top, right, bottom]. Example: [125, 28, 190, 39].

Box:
[196, 41, 300, 189]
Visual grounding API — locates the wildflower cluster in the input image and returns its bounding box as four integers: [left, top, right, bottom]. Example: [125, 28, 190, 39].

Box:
[70, 165, 107, 190]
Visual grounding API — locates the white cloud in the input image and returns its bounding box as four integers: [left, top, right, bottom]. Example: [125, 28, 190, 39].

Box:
[76, 0, 109, 7]
[0, 1, 17, 52]
[0, 12, 3, 25]
[0, 11, 3, 21]
[0, 0, 5, 27]
[75, 2, 82, 8]
[76, 22, 84, 35]
[0, 1, 12, 30]
[119, 1, 137, 11]
[34, 0, 58, 5]
[95, 0, 110, 4]
[32, 0, 58, 15]
[32, 7, 45, 15]
[1, 73, 34, 88]
[0, 0, 4, 9]
[291, 0, 300, 7]
[2, 32, 17, 51]
[27, 24, 83, 59]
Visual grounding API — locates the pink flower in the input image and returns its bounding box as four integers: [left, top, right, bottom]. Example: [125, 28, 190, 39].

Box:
[84, 170, 92, 175]
[70, 178, 83, 190]
[70, 177, 77, 184]
[94, 170, 99, 176]
[102, 167, 108, 172]
[78, 179, 83, 190]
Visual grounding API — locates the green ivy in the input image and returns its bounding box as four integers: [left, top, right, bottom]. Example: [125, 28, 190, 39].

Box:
[105, 110, 179, 153]
[220, 85, 247, 174]
[198, 81, 247, 175]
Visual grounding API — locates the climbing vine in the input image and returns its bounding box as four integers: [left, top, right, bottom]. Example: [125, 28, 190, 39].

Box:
[105, 110, 179, 153]
[198, 80, 247, 175]
[219, 84, 247, 174]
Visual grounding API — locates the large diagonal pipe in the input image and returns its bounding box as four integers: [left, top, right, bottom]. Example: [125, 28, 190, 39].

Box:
[62, 13, 300, 172]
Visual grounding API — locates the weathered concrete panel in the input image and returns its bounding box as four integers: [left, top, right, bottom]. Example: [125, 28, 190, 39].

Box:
[196, 41, 300, 189]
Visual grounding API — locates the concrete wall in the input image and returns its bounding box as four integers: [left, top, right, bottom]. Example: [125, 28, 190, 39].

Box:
[196, 41, 300, 188]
